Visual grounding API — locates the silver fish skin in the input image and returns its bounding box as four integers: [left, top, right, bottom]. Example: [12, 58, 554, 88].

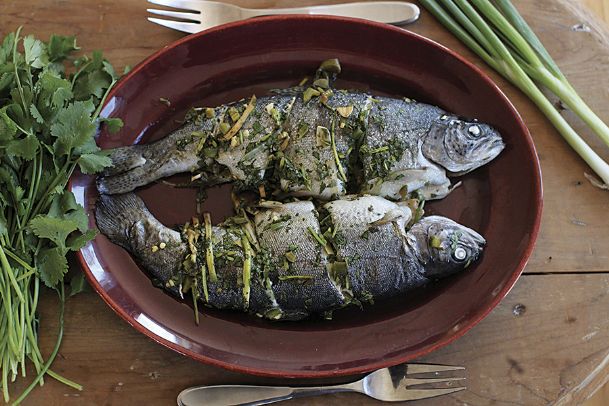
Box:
[95, 193, 485, 320]
[97, 89, 504, 200]
[254, 200, 346, 316]
[323, 195, 419, 301]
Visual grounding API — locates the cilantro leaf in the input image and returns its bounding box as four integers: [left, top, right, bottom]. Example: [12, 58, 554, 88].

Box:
[102, 60, 118, 81]
[36, 71, 73, 117]
[51, 100, 96, 156]
[100, 117, 123, 134]
[6, 100, 32, 133]
[23, 35, 48, 69]
[0, 72, 14, 95]
[73, 70, 111, 100]
[37, 247, 68, 288]
[59, 190, 80, 212]
[6, 134, 39, 160]
[47, 191, 89, 232]
[29, 104, 44, 124]
[69, 273, 91, 297]
[73, 137, 100, 155]
[0, 32, 15, 65]
[47, 35, 78, 62]
[0, 210, 7, 236]
[63, 208, 89, 234]
[66, 228, 97, 251]
[29, 215, 79, 250]
[0, 106, 18, 141]
[77, 152, 112, 174]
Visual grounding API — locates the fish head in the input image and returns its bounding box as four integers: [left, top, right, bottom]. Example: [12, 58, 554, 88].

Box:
[407, 215, 485, 279]
[422, 116, 505, 176]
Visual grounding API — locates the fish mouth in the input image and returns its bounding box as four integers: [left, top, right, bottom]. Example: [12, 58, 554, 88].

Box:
[464, 227, 486, 249]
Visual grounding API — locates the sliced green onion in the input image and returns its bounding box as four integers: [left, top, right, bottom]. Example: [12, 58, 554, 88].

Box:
[241, 235, 252, 307]
[203, 213, 217, 282]
[307, 227, 327, 247]
[278, 275, 314, 281]
[222, 95, 256, 141]
[200, 265, 209, 302]
[191, 281, 200, 326]
[330, 120, 348, 182]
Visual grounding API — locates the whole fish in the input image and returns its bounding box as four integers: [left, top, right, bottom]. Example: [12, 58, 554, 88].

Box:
[95, 193, 485, 321]
[97, 61, 504, 201]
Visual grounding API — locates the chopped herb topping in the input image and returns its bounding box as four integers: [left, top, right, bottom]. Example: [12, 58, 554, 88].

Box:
[278, 275, 314, 281]
[316, 126, 331, 147]
[336, 105, 354, 118]
[330, 120, 347, 182]
[204, 213, 218, 282]
[313, 78, 329, 89]
[303, 87, 320, 103]
[430, 235, 442, 249]
[222, 95, 257, 140]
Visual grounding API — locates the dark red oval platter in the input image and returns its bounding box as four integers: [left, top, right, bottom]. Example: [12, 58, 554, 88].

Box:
[70, 16, 542, 378]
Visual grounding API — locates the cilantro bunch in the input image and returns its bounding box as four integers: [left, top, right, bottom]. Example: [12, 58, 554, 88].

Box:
[0, 28, 121, 404]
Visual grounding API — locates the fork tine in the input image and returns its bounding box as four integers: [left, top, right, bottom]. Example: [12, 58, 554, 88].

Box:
[403, 376, 466, 386]
[406, 364, 465, 374]
[147, 8, 200, 22]
[147, 17, 201, 34]
[404, 386, 466, 401]
[147, 0, 202, 12]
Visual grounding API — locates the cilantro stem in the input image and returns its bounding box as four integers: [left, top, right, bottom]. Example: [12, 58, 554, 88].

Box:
[2, 247, 35, 273]
[0, 244, 25, 304]
[24, 160, 76, 227]
[12, 285, 82, 406]
[70, 60, 93, 87]
[22, 150, 43, 231]
[11, 27, 28, 117]
[92, 79, 117, 120]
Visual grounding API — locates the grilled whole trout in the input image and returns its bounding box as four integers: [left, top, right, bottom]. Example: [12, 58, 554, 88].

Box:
[96, 193, 485, 320]
[98, 64, 504, 201]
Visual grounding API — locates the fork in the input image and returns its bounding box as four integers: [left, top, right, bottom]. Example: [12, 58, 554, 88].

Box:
[176, 363, 465, 405]
[147, 0, 420, 34]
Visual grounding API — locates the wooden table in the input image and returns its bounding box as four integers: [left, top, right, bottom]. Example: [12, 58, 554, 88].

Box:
[3, 0, 609, 404]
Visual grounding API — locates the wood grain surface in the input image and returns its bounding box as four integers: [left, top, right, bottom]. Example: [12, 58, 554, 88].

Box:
[583, 0, 609, 25]
[2, 0, 609, 405]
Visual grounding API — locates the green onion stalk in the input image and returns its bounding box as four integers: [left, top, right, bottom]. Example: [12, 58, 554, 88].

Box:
[420, 0, 609, 188]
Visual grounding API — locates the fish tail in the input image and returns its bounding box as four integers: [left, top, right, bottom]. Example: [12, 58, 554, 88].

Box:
[97, 126, 202, 194]
[95, 192, 149, 247]
[102, 145, 146, 176]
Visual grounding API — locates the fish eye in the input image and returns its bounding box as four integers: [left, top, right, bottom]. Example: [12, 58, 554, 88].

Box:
[452, 247, 467, 261]
[468, 125, 481, 137]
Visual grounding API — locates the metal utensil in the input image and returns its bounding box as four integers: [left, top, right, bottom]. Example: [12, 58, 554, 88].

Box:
[177, 363, 465, 405]
[147, 0, 420, 33]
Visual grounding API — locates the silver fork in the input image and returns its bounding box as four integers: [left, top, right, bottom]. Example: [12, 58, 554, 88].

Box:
[177, 363, 465, 405]
[147, 0, 420, 34]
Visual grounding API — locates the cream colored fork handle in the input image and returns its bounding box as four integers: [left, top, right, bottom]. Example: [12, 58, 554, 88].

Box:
[239, 2, 420, 25]
[177, 382, 363, 406]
